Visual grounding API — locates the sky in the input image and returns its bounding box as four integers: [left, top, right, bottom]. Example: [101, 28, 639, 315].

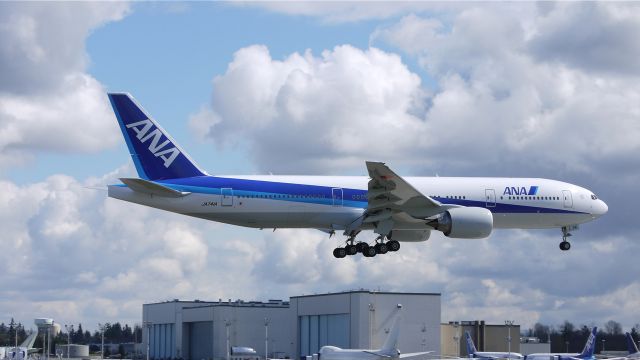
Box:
[1, 1, 639, 335]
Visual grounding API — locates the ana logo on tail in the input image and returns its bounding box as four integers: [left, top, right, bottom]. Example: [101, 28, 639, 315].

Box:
[579, 327, 598, 358]
[465, 331, 478, 355]
[126, 119, 181, 168]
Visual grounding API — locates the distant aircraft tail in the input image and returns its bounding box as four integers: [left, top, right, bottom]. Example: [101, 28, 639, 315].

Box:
[108, 93, 206, 180]
[626, 332, 639, 355]
[19, 330, 38, 349]
[381, 311, 402, 354]
[465, 331, 478, 356]
[577, 327, 597, 359]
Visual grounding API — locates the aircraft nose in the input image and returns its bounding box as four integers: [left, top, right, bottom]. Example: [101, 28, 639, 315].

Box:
[595, 200, 608, 216]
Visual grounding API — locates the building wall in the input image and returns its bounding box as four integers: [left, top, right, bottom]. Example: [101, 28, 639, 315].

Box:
[440, 324, 462, 358]
[290, 292, 441, 358]
[144, 301, 291, 360]
[441, 322, 521, 357]
[144, 292, 441, 360]
[484, 325, 520, 353]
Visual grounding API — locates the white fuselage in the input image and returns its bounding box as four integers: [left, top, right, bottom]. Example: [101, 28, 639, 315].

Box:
[108, 175, 607, 236]
[473, 352, 524, 360]
[319, 346, 399, 360]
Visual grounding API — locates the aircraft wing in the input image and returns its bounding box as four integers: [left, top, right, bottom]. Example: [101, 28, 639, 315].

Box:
[363, 162, 456, 233]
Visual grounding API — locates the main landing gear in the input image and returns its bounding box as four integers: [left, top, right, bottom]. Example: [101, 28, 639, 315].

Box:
[333, 236, 400, 258]
[559, 226, 572, 251]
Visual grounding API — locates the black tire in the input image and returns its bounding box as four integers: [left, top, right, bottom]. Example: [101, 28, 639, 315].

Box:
[333, 248, 347, 258]
[345, 244, 357, 256]
[388, 240, 400, 252]
[364, 246, 377, 257]
[559, 241, 571, 251]
[356, 242, 366, 253]
[375, 243, 388, 254]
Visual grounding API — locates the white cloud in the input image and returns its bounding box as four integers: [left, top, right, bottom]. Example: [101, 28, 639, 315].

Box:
[182, 1, 640, 329]
[240, 2, 447, 24]
[191, 44, 429, 174]
[3, 1, 640, 334]
[0, 2, 129, 168]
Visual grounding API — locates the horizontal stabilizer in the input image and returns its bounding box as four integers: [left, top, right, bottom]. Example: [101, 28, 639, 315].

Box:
[120, 178, 190, 198]
[400, 351, 434, 358]
[362, 351, 392, 358]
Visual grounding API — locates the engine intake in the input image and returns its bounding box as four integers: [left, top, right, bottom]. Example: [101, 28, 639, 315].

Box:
[429, 207, 493, 239]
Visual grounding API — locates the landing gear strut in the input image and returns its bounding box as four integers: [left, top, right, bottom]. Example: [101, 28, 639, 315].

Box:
[559, 226, 572, 251]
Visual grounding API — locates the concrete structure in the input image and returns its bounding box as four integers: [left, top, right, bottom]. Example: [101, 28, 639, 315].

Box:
[291, 291, 440, 357]
[142, 291, 441, 360]
[441, 321, 521, 357]
[143, 299, 291, 360]
[55, 344, 90, 358]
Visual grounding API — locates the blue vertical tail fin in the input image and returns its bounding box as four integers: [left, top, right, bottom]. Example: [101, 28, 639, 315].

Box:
[577, 327, 597, 359]
[626, 332, 639, 355]
[108, 93, 206, 180]
[465, 331, 478, 356]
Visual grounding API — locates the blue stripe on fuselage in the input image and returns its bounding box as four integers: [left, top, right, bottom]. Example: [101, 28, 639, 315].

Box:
[120, 176, 586, 214]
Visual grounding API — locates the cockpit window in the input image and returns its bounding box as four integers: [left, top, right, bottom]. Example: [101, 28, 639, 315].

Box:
[591, 194, 598, 200]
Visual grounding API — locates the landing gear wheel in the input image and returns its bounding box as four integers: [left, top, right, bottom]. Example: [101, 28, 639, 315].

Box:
[387, 240, 400, 252]
[375, 243, 388, 254]
[333, 247, 347, 258]
[560, 226, 574, 251]
[345, 244, 357, 256]
[356, 242, 368, 253]
[363, 246, 377, 257]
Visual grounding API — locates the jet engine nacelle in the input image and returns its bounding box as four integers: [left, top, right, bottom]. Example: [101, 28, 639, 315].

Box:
[432, 207, 493, 239]
[388, 229, 431, 242]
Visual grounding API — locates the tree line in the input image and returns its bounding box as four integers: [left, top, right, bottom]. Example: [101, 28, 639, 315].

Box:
[0, 319, 143, 347]
[524, 320, 640, 353]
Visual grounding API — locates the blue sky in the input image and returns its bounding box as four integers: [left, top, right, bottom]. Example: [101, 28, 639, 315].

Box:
[1, 2, 639, 334]
[7, 2, 399, 183]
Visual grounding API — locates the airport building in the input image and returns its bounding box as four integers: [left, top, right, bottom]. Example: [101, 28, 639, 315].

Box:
[440, 321, 522, 357]
[142, 291, 441, 360]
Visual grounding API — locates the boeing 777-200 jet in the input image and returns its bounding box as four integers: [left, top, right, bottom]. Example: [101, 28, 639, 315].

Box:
[107, 93, 608, 258]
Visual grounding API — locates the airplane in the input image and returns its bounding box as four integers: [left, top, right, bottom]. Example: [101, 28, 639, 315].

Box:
[603, 333, 640, 360]
[525, 327, 597, 360]
[318, 305, 432, 360]
[464, 331, 523, 359]
[106, 93, 608, 258]
[625, 332, 640, 359]
[0, 331, 39, 359]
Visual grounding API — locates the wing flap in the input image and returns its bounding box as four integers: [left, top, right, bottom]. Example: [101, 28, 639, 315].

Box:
[364, 162, 449, 231]
[366, 161, 440, 209]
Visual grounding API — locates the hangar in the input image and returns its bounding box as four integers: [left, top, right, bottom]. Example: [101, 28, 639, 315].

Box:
[142, 290, 441, 360]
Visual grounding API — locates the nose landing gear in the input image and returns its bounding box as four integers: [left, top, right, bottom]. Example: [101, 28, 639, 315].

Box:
[559, 226, 576, 251]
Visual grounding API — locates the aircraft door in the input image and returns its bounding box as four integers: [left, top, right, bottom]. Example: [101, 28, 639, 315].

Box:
[221, 188, 234, 206]
[562, 190, 573, 208]
[485, 189, 496, 207]
[332, 188, 343, 207]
